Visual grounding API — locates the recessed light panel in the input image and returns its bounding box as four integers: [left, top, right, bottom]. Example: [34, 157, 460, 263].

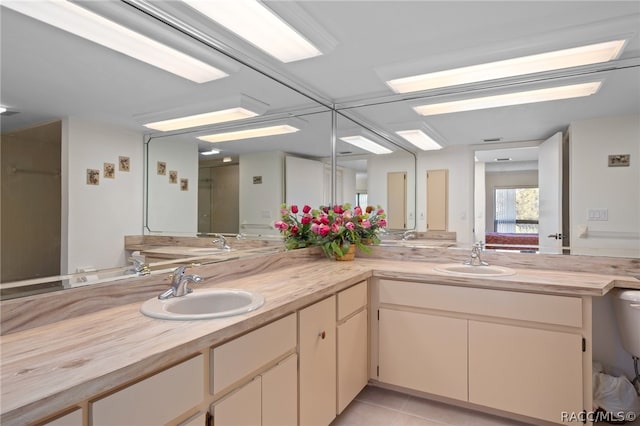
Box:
[200, 149, 220, 156]
[3, 0, 228, 83]
[183, 0, 322, 63]
[387, 40, 625, 93]
[395, 130, 442, 151]
[198, 124, 299, 143]
[144, 107, 259, 132]
[414, 82, 602, 116]
[340, 136, 392, 155]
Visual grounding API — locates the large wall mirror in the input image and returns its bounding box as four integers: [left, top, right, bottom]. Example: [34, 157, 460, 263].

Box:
[2, 1, 638, 300]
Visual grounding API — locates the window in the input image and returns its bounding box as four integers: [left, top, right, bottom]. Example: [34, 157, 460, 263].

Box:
[356, 193, 368, 208]
[494, 187, 539, 233]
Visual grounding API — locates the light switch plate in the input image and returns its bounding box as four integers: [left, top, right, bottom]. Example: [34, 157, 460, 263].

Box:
[587, 208, 608, 221]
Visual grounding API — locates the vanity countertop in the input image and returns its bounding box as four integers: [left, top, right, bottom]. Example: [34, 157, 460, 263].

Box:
[1, 257, 638, 425]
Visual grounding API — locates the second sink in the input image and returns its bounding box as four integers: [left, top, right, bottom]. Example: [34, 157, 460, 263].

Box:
[141, 288, 265, 320]
[433, 263, 516, 277]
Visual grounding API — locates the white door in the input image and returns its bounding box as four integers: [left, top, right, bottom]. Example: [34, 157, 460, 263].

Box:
[538, 132, 563, 254]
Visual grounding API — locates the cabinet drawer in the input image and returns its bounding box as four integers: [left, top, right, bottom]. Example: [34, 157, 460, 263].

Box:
[379, 280, 582, 327]
[92, 355, 203, 426]
[212, 313, 296, 395]
[337, 281, 367, 321]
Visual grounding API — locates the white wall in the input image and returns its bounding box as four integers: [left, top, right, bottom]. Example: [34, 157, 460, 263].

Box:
[62, 117, 143, 274]
[285, 156, 325, 208]
[417, 146, 475, 244]
[474, 161, 486, 243]
[239, 151, 285, 236]
[570, 114, 640, 258]
[146, 137, 198, 235]
[341, 167, 357, 207]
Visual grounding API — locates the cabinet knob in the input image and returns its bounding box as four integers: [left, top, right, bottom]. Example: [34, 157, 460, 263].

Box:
[319, 331, 326, 339]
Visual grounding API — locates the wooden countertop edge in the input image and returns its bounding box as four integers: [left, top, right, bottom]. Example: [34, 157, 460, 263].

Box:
[0, 259, 633, 424]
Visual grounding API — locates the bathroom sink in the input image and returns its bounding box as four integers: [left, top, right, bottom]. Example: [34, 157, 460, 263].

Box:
[433, 263, 516, 277]
[140, 288, 264, 320]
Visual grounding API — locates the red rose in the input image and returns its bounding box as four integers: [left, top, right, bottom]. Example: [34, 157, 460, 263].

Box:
[291, 205, 299, 214]
[302, 205, 311, 214]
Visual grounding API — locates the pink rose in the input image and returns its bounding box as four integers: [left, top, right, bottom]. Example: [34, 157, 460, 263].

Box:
[378, 219, 387, 228]
[343, 211, 352, 220]
[319, 224, 331, 236]
[345, 222, 355, 231]
[291, 205, 299, 214]
[362, 220, 371, 229]
[301, 214, 311, 225]
[354, 206, 362, 215]
[311, 223, 320, 234]
[331, 223, 340, 233]
[274, 220, 288, 230]
[320, 215, 330, 225]
[377, 208, 385, 215]
[280, 209, 289, 216]
[303, 205, 311, 214]
[333, 205, 344, 214]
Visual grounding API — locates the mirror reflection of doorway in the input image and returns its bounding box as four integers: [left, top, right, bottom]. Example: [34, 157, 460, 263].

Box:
[1, 121, 61, 284]
[387, 172, 407, 229]
[198, 164, 239, 234]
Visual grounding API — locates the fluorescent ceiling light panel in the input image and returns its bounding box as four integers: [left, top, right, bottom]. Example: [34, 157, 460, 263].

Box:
[3, 0, 227, 83]
[144, 107, 259, 131]
[396, 130, 442, 151]
[198, 124, 299, 143]
[200, 149, 220, 156]
[387, 40, 625, 93]
[183, 0, 322, 62]
[414, 82, 602, 116]
[340, 136, 392, 155]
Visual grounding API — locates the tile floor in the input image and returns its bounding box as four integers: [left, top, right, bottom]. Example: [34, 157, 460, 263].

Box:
[331, 386, 640, 426]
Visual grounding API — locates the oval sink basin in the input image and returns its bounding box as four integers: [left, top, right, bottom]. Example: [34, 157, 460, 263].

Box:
[141, 288, 264, 320]
[433, 263, 516, 277]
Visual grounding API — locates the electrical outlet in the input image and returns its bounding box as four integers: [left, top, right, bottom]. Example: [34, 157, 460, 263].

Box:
[587, 208, 608, 221]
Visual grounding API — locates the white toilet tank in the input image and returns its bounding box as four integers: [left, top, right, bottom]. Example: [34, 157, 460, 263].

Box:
[613, 289, 640, 358]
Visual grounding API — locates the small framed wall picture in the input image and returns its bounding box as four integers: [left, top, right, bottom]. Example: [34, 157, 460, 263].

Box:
[180, 178, 189, 191]
[169, 170, 178, 184]
[87, 169, 100, 185]
[157, 161, 166, 175]
[104, 162, 115, 179]
[119, 156, 130, 172]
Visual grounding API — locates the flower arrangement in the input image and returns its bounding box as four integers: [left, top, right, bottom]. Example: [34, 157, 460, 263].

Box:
[275, 203, 387, 259]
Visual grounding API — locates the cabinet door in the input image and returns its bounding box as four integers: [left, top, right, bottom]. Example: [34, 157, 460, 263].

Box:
[299, 296, 337, 426]
[262, 354, 298, 426]
[337, 308, 368, 414]
[92, 355, 203, 426]
[469, 321, 583, 424]
[378, 308, 467, 401]
[213, 377, 262, 426]
[39, 409, 82, 426]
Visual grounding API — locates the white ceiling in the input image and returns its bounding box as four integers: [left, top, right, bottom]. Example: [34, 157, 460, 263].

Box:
[1, 1, 639, 160]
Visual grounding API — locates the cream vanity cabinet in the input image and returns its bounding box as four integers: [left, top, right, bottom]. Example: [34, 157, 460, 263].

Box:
[374, 279, 588, 425]
[39, 409, 82, 426]
[299, 280, 369, 426]
[336, 281, 369, 414]
[91, 354, 204, 426]
[210, 313, 297, 426]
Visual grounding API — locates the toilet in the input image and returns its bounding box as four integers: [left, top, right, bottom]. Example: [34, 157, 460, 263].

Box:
[613, 288, 640, 390]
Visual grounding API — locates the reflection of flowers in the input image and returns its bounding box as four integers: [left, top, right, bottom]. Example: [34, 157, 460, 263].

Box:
[275, 203, 387, 258]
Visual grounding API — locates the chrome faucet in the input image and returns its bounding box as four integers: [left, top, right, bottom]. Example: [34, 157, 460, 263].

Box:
[211, 233, 231, 251]
[402, 230, 418, 240]
[158, 265, 203, 300]
[464, 242, 488, 266]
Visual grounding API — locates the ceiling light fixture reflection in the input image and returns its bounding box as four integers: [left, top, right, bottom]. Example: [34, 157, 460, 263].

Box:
[414, 82, 602, 116]
[144, 107, 259, 131]
[200, 149, 220, 156]
[183, 0, 322, 62]
[2, 0, 227, 83]
[0, 107, 7, 114]
[223, 157, 233, 163]
[198, 124, 299, 143]
[395, 130, 442, 151]
[387, 40, 625, 93]
[340, 136, 392, 155]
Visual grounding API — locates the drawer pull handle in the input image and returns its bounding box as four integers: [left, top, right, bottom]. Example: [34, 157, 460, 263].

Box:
[319, 331, 326, 339]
